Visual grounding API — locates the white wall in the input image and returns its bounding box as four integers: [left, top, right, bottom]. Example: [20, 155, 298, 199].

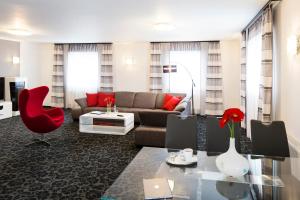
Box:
[274, 0, 300, 146]
[0, 39, 20, 77]
[20, 42, 53, 105]
[113, 42, 149, 92]
[221, 40, 241, 109]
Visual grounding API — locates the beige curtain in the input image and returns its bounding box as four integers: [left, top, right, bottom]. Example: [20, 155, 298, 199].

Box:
[52, 44, 65, 107]
[52, 43, 113, 108]
[258, 7, 273, 122]
[205, 41, 224, 115]
[241, 5, 273, 132]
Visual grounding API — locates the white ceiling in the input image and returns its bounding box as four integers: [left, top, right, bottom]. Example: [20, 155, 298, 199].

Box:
[0, 0, 268, 43]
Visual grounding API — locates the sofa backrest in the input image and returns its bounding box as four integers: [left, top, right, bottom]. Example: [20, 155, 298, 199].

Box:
[155, 93, 186, 109]
[115, 91, 136, 108]
[76, 91, 188, 109]
[133, 92, 157, 109]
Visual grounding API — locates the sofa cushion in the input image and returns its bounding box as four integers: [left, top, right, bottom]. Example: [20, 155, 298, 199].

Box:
[163, 96, 182, 111]
[115, 92, 135, 108]
[155, 93, 186, 109]
[98, 92, 115, 107]
[155, 93, 166, 109]
[139, 109, 180, 127]
[135, 126, 166, 147]
[133, 92, 157, 109]
[86, 93, 98, 107]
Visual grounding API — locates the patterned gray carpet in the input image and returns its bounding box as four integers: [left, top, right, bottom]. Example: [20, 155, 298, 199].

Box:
[0, 110, 251, 200]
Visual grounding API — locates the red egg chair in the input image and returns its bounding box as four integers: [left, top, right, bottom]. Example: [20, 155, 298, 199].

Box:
[19, 86, 64, 146]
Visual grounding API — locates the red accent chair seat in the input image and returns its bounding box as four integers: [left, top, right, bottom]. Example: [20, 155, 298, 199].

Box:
[19, 86, 64, 145]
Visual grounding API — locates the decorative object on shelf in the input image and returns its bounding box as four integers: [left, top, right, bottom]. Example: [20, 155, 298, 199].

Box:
[216, 108, 249, 177]
[104, 96, 114, 113]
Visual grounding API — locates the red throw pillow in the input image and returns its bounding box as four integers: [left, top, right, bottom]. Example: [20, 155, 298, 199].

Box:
[98, 92, 115, 107]
[162, 94, 173, 108]
[86, 93, 98, 107]
[162, 95, 182, 111]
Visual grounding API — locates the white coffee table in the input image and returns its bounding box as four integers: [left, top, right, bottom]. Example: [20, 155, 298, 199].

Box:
[79, 112, 134, 135]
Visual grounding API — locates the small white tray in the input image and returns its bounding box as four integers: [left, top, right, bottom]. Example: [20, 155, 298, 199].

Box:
[166, 154, 198, 166]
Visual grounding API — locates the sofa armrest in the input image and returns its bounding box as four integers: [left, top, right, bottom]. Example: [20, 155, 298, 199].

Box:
[174, 95, 192, 114]
[75, 98, 87, 111]
[71, 108, 83, 120]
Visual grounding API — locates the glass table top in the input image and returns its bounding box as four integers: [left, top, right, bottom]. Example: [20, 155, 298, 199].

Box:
[102, 147, 300, 200]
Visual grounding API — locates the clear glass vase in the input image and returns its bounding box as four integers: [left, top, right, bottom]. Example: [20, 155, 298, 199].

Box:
[106, 104, 112, 113]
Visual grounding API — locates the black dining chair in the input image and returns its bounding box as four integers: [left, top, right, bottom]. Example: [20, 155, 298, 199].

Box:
[206, 116, 241, 155]
[165, 114, 198, 151]
[251, 120, 290, 157]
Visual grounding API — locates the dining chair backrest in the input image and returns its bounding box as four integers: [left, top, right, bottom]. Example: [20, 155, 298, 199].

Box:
[251, 120, 290, 157]
[165, 114, 198, 151]
[206, 116, 241, 154]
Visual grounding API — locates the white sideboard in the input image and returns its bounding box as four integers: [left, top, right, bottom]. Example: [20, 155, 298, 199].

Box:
[0, 101, 12, 120]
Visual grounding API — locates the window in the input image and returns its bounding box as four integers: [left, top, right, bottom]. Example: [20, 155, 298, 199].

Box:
[65, 52, 99, 108]
[163, 51, 201, 113]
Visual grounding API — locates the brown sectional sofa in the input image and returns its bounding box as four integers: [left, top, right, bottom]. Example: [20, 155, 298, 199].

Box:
[72, 91, 191, 123]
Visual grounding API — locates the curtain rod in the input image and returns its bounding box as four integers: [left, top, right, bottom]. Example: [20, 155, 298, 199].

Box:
[55, 42, 112, 45]
[150, 40, 219, 43]
[242, 0, 280, 32]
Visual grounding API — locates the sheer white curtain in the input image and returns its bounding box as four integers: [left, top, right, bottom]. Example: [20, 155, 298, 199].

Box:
[65, 52, 99, 108]
[246, 20, 262, 136]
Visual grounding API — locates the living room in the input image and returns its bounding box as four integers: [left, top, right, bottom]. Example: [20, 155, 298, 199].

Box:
[0, 0, 300, 199]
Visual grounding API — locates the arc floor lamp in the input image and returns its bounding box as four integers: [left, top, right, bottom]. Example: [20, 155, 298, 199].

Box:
[163, 64, 196, 115]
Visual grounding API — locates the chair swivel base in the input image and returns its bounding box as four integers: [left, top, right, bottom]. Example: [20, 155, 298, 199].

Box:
[26, 138, 51, 147]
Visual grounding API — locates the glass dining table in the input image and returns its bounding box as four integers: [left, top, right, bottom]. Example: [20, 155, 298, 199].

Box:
[102, 147, 300, 200]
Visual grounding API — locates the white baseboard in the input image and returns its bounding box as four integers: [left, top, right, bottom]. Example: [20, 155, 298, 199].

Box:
[287, 133, 300, 156]
[287, 134, 300, 182]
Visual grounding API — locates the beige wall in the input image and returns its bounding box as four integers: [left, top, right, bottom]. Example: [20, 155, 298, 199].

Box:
[274, 0, 300, 146]
[113, 42, 149, 92]
[221, 40, 241, 109]
[20, 42, 54, 105]
[0, 39, 20, 77]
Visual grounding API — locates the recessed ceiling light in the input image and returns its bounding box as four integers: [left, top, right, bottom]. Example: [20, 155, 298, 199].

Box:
[154, 23, 175, 31]
[6, 28, 32, 36]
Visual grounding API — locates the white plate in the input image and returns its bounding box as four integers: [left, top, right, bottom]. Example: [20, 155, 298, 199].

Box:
[166, 154, 198, 166]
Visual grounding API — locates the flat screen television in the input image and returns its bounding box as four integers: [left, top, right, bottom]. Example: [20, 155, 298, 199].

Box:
[0, 77, 4, 100]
